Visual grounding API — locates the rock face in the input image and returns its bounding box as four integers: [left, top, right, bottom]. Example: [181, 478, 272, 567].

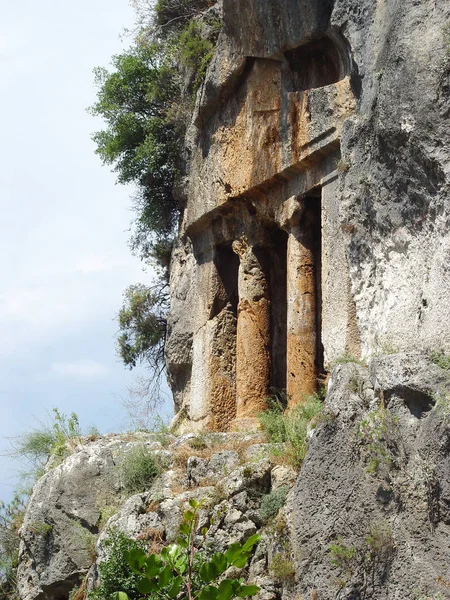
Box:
[289, 353, 450, 599]
[17, 354, 450, 600]
[166, 0, 450, 431]
[16, 435, 168, 600]
[18, 431, 299, 600]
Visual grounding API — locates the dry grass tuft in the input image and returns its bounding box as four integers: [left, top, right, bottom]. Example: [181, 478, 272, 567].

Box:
[171, 435, 265, 470]
[137, 527, 165, 553]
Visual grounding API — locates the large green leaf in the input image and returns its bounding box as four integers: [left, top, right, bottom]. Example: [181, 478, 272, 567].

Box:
[232, 554, 250, 569]
[174, 555, 187, 573]
[144, 554, 163, 578]
[197, 585, 219, 600]
[137, 577, 158, 594]
[125, 548, 147, 571]
[184, 510, 195, 522]
[210, 553, 228, 576]
[175, 535, 189, 548]
[199, 560, 219, 583]
[112, 592, 129, 600]
[179, 522, 190, 535]
[216, 579, 240, 600]
[224, 543, 242, 564]
[167, 575, 183, 598]
[158, 564, 173, 588]
[241, 535, 261, 552]
[237, 585, 260, 597]
[161, 543, 182, 562]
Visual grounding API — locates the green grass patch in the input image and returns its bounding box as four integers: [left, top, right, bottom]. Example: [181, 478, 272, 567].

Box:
[430, 351, 450, 371]
[259, 485, 289, 522]
[259, 393, 324, 470]
[330, 352, 366, 368]
[119, 444, 164, 494]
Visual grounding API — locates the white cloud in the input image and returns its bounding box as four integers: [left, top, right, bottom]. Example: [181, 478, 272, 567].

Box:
[50, 359, 109, 380]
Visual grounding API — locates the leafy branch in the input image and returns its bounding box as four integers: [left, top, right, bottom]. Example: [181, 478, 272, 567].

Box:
[115, 499, 260, 600]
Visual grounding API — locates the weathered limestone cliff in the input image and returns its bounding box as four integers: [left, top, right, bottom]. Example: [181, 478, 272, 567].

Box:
[15, 1, 450, 599]
[166, 0, 450, 431]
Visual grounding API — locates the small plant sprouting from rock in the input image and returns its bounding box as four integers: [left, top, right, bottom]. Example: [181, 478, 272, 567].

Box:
[259, 485, 289, 523]
[269, 552, 296, 583]
[430, 351, 450, 371]
[329, 539, 357, 574]
[114, 499, 260, 600]
[336, 158, 351, 173]
[330, 352, 366, 368]
[74, 523, 98, 563]
[11, 408, 83, 474]
[27, 521, 53, 537]
[365, 520, 394, 563]
[258, 393, 324, 470]
[268, 515, 295, 585]
[119, 444, 164, 495]
[329, 538, 357, 589]
[329, 521, 395, 590]
[98, 506, 118, 531]
[187, 435, 208, 450]
[358, 407, 400, 475]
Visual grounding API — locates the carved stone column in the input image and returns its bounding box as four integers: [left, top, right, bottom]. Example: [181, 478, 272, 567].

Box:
[232, 237, 271, 428]
[282, 199, 320, 405]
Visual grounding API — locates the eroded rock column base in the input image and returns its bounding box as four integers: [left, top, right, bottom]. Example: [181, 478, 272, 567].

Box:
[286, 207, 320, 405]
[232, 239, 270, 429]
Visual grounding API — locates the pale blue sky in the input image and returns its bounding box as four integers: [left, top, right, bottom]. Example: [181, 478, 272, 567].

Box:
[0, 0, 172, 501]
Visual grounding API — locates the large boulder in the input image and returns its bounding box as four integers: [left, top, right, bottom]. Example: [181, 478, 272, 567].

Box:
[290, 353, 450, 599]
[16, 435, 164, 600]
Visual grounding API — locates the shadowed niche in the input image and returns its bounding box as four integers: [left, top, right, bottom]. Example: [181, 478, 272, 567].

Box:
[285, 32, 351, 91]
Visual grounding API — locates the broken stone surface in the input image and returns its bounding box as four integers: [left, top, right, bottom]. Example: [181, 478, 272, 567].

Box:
[187, 450, 240, 486]
[17, 436, 128, 600]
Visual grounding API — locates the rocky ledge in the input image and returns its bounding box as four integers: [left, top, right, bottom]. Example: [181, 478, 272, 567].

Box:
[17, 352, 450, 600]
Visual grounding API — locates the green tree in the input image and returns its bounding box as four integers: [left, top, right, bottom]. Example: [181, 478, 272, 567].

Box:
[92, 0, 221, 401]
[89, 42, 181, 261]
[117, 282, 168, 374]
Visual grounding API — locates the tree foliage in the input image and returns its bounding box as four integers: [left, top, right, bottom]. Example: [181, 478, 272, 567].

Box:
[89, 42, 181, 256]
[117, 283, 168, 373]
[91, 0, 221, 392]
[90, 0, 220, 262]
